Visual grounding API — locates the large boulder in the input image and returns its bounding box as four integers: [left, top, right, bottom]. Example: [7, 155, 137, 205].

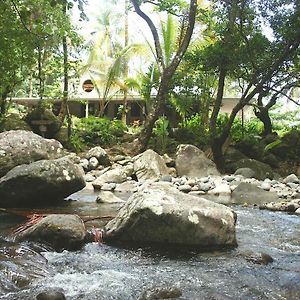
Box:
[133, 149, 169, 181]
[0, 130, 64, 177]
[105, 182, 237, 250]
[0, 157, 85, 207]
[15, 214, 86, 251]
[232, 182, 279, 205]
[85, 146, 111, 166]
[175, 144, 220, 178]
[227, 158, 274, 180]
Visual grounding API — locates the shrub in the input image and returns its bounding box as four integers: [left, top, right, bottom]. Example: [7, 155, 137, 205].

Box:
[73, 116, 127, 146]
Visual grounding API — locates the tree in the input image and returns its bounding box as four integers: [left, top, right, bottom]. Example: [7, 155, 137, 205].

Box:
[130, 0, 198, 151]
[196, 0, 300, 171]
[0, 0, 36, 115]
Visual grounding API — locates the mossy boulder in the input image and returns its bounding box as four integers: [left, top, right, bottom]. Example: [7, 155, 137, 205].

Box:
[0, 113, 31, 132]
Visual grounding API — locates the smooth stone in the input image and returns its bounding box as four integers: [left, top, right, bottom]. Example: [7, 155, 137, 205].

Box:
[36, 291, 66, 300]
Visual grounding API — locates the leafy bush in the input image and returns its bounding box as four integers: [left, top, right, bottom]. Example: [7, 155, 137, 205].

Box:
[73, 116, 127, 146]
[150, 116, 178, 154]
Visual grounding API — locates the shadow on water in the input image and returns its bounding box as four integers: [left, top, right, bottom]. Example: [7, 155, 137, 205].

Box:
[0, 190, 299, 300]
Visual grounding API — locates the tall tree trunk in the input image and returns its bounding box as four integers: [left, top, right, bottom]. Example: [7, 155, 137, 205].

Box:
[58, 0, 71, 138]
[130, 0, 197, 153]
[209, 68, 227, 172]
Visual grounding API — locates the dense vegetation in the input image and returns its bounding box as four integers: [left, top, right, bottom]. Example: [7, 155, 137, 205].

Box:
[0, 0, 299, 173]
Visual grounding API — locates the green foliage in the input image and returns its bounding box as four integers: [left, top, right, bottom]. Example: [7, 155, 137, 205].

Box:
[73, 116, 127, 146]
[66, 132, 86, 153]
[216, 114, 264, 144]
[264, 139, 282, 152]
[176, 114, 210, 147]
[149, 116, 178, 154]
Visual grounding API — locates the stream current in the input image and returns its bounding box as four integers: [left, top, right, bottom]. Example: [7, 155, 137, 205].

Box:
[0, 191, 299, 300]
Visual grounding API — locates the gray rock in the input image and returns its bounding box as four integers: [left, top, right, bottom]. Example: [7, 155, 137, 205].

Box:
[178, 184, 192, 193]
[86, 146, 110, 166]
[101, 183, 117, 191]
[234, 168, 255, 178]
[92, 167, 128, 189]
[232, 182, 279, 205]
[16, 214, 86, 251]
[0, 157, 85, 207]
[283, 174, 300, 184]
[295, 208, 300, 215]
[36, 291, 66, 300]
[160, 175, 173, 182]
[133, 149, 169, 181]
[260, 182, 271, 191]
[138, 286, 182, 300]
[0, 130, 64, 177]
[223, 175, 235, 182]
[162, 153, 175, 167]
[198, 182, 212, 192]
[114, 181, 138, 193]
[88, 157, 99, 170]
[229, 158, 274, 180]
[105, 182, 237, 249]
[175, 144, 220, 178]
[96, 191, 125, 203]
[84, 173, 96, 182]
[80, 158, 89, 171]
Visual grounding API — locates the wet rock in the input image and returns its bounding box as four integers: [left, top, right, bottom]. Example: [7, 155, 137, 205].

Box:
[105, 182, 237, 249]
[210, 292, 235, 300]
[96, 191, 125, 203]
[296, 208, 300, 215]
[175, 144, 220, 178]
[133, 149, 169, 181]
[16, 214, 86, 251]
[138, 286, 182, 299]
[0, 157, 85, 207]
[86, 146, 110, 166]
[232, 182, 279, 205]
[283, 174, 300, 184]
[36, 291, 66, 300]
[245, 252, 274, 265]
[260, 199, 300, 212]
[0, 130, 64, 177]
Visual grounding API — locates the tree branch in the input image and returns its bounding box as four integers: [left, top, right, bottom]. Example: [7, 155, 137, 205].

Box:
[130, 0, 165, 71]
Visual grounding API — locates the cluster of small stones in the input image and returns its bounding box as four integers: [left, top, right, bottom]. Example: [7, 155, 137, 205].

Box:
[77, 149, 300, 215]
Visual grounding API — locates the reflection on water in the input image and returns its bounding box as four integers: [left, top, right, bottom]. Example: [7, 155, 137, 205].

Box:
[0, 195, 299, 300]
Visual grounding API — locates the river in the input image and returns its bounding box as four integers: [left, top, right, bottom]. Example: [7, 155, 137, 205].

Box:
[0, 191, 299, 300]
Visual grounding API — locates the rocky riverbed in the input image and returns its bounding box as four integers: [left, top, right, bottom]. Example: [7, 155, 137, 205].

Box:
[0, 130, 299, 299]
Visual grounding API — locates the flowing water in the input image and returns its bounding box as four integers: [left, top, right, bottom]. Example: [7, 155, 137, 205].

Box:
[0, 190, 299, 300]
